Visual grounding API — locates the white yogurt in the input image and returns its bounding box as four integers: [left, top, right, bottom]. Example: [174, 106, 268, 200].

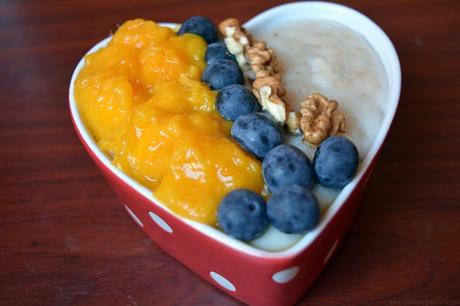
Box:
[249, 19, 388, 251]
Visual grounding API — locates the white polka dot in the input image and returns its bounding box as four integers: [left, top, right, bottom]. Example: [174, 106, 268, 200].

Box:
[148, 211, 173, 233]
[124, 205, 143, 227]
[324, 239, 340, 264]
[272, 266, 299, 283]
[210, 271, 236, 292]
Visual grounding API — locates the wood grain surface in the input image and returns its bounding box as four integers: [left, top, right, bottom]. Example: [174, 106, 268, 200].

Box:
[1, 0, 459, 305]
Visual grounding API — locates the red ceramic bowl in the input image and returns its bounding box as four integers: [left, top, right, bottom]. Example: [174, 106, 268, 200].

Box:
[69, 2, 401, 305]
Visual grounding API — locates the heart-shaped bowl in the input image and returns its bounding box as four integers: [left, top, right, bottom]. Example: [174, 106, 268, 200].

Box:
[69, 2, 401, 305]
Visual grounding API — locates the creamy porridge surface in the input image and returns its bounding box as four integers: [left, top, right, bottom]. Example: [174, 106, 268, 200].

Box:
[252, 19, 388, 160]
[249, 19, 389, 251]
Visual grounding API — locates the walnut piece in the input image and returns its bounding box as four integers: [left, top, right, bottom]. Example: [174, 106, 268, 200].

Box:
[219, 18, 251, 71]
[245, 40, 281, 81]
[300, 93, 346, 146]
[253, 85, 286, 123]
[251, 76, 287, 122]
[286, 111, 301, 134]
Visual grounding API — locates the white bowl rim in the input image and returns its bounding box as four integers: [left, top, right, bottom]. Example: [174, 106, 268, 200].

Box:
[69, 1, 401, 259]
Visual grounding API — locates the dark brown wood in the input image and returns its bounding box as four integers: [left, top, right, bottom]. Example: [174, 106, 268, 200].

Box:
[1, 0, 459, 305]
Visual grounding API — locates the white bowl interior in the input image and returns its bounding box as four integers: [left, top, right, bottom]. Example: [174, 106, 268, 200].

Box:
[69, 2, 401, 258]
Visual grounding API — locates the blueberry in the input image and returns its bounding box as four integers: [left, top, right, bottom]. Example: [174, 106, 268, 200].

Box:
[263, 144, 314, 193]
[217, 189, 269, 241]
[313, 136, 359, 188]
[216, 84, 259, 121]
[231, 113, 283, 160]
[267, 185, 320, 234]
[205, 41, 236, 64]
[178, 16, 218, 44]
[202, 59, 243, 90]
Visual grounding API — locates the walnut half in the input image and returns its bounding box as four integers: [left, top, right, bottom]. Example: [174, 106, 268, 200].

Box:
[300, 93, 346, 146]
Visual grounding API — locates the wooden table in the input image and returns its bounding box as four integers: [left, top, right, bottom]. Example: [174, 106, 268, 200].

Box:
[1, 0, 459, 305]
